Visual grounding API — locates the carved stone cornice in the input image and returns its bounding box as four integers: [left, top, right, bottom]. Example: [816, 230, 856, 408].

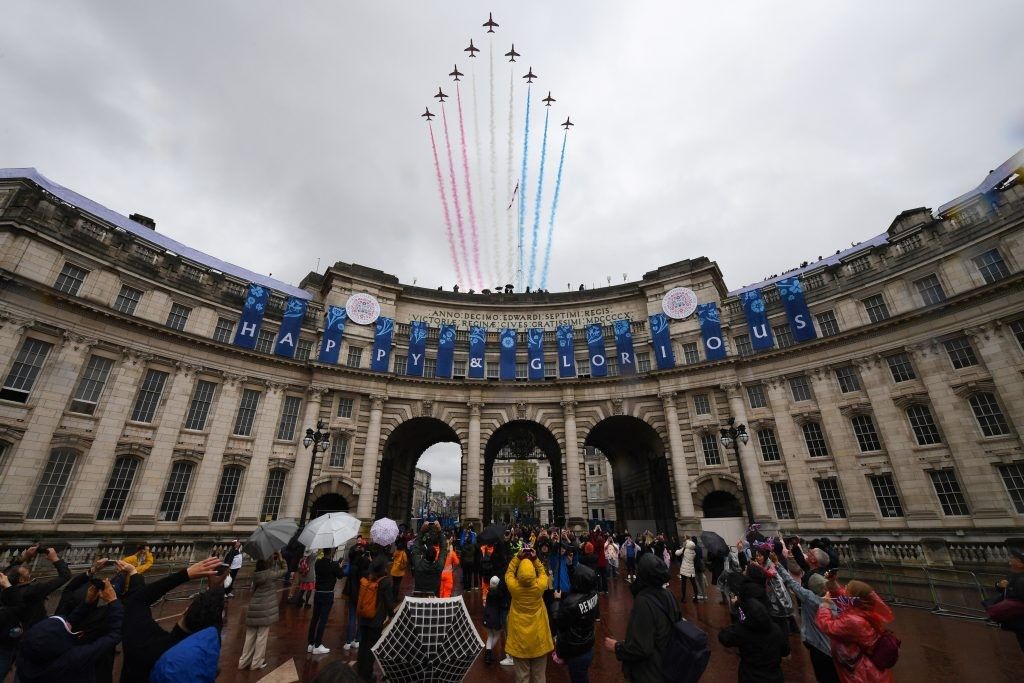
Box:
[114, 441, 152, 458]
[658, 391, 677, 407]
[837, 402, 873, 418]
[422, 400, 435, 417]
[262, 379, 288, 393]
[853, 354, 882, 371]
[218, 370, 248, 386]
[790, 410, 822, 426]
[890, 391, 930, 410]
[465, 401, 483, 417]
[950, 378, 997, 399]
[905, 340, 940, 360]
[808, 366, 831, 383]
[120, 347, 154, 366]
[718, 382, 742, 399]
[61, 331, 99, 352]
[268, 457, 295, 471]
[760, 376, 784, 391]
[746, 417, 776, 430]
[965, 321, 1003, 343]
[221, 452, 253, 467]
[175, 361, 204, 377]
[513, 401, 526, 420]
[0, 310, 34, 331]
[0, 425, 28, 442]
[612, 398, 625, 416]
[369, 394, 387, 411]
[560, 400, 577, 416]
[172, 447, 205, 463]
[306, 385, 330, 400]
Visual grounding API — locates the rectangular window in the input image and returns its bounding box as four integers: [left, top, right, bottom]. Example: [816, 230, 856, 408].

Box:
[330, 434, 349, 468]
[968, 393, 1010, 437]
[516, 362, 528, 379]
[113, 285, 143, 315]
[213, 318, 234, 343]
[773, 324, 795, 348]
[453, 360, 468, 377]
[69, 355, 114, 414]
[817, 478, 847, 519]
[54, 263, 89, 295]
[789, 376, 812, 402]
[907, 404, 942, 445]
[159, 461, 194, 521]
[255, 329, 276, 354]
[260, 469, 287, 521]
[886, 352, 917, 382]
[973, 248, 1010, 284]
[1011, 319, 1024, 351]
[735, 335, 753, 357]
[769, 482, 795, 519]
[682, 342, 700, 364]
[757, 428, 782, 462]
[26, 449, 77, 519]
[998, 463, 1024, 514]
[636, 352, 651, 373]
[424, 358, 437, 378]
[296, 339, 313, 361]
[869, 474, 904, 517]
[547, 485, 552, 498]
[929, 469, 970, 516]
[1, 338, 53, 403]
[851, 414, 882, 452]
[943, 338, 978, 369]
[802, 422, 830, 457]
[276, 395, 302, 441]
[211, 466, 243, 522]
[700, 433, 722, 466]
[130, 369, 168, 423]
[914, 274, 947, 306]
[393, 355, 407, 375]
[232, 388, 261, 436]
[486, 362, 499, 379]
[346, 347, 363, 368]
[835, 365, 862, 393]
[588, 465, 596, 476]
[184, 380, 218, 430]
[97, 457, 140, 521]
[746, 384, 767, 409]
[166, 303, 191, 331]
[816, 310, 840, 337]
[692, 393, 712, 416]
[862, 294, 890, 323]
[336, 397, 354, 418]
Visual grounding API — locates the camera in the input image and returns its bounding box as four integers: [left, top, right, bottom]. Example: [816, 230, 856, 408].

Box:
[89, 577, 106, 591]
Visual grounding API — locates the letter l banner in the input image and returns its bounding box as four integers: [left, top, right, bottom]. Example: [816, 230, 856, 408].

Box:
[586, 324, 608, 378]
[556, 325, 576, 378]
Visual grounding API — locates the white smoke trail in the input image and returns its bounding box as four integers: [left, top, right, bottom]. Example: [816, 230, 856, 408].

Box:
[505, 68, 515, 284]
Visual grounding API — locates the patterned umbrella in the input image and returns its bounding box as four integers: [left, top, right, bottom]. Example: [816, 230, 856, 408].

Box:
[298, 512, 362, 550]
[372, 596, 484, 682]
[371, 517, 400, 546]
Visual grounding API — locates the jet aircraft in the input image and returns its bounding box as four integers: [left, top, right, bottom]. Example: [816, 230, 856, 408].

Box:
[450, 64, 463, 82]
[421, 108, 435, 121]
[505, 44, 520, 62]
[483, 13, 498, 32]
[523, 67, 537, 83]
[561, 117, 573, 130]
[465, 39, 479, 57]
[542, 91, 555, 106]
[434, 87, 448, 102]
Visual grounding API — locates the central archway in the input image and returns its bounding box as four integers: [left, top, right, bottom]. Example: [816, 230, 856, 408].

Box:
[376, 417, 461, 522]
[483, 420, 565, 525]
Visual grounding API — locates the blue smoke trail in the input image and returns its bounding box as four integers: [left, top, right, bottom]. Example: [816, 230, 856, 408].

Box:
[517, 85, 532, 290]
[528, 108, 550, 289]
[540, 131, 568, 290]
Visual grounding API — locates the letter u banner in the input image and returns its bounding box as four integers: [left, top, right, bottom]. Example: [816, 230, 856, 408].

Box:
[741, 289, 774, 352]
[468, 326, 486, 379]
[586, 324, 608, 378]
[696, 303, 726, 361]
[318, 306, 347, 363]
[499, 328, 517, 380]
[648, 313, 676, 370]
[435, 324, 456, 379]
[233, 283, 268, 349]
[556, 325, 576, 378]
[370, 317, 394, 372]
[274, 297, 307, 358]
[613, 319, 636, 375]
[406, 320, 428, 376]
[776, 277, 817, 342]
[527, 327, 545, 380]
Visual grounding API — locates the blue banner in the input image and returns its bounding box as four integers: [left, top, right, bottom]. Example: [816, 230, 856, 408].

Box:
[776, 277, 817, 343]
[648, 313, 676, 370]
[370, 317, 394, 372]
[499, 328, 517, 380]
[527, 328, 545, 380]
[696, 303, 726, 361]
[613, 319, 636, 376]
[318, 306, 347, 364]
[586, 324, 608, 378]
[556, 325, 576, 378]
[468, 326, 486, 379]
[741, 290, 774, 351]
[436, 324, 456, 378]
[274, 297, 307, 358]
[406, 320, 428, 376]
[233, 283, 269, 349]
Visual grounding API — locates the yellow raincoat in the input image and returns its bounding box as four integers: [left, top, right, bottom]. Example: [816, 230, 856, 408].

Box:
[504, 556, 554, 659]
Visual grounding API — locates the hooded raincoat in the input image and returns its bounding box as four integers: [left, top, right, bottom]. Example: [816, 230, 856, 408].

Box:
[504, 556, 554, 659]
[614, 553, 678, 683]
[718, 598, 790, 683]
[815, 595, 895, 683]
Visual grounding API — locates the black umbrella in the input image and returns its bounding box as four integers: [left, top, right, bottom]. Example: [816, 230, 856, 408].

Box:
[478, 523, 505, 545]
[700, 531, 729, 559]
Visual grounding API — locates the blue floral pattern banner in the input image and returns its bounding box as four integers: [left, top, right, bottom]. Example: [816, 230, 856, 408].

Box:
[468, 326, 486, 379]
[274, 297, 307, 358]
[370, 316, 395, 372]
[556, 325, 576, 378]
[499, 328, 517, 380]
[586, 323, 608, 378]
[406, 320, 428, 376]
[648, 313, 676, 369]
[696, 303, 726, 361]
[318, 306, 347, 363]
[527, 327, 545, 380]
[613, 319, 636, 376]
[741, 289, 774, 352]
[435, 324, 456, 378]
[233, 283, 269, 349]
[776, 277, 817, 343]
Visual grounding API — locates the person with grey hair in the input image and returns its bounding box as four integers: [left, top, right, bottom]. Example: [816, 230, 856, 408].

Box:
[789, 539, 832, 591]
[772, 552, 840, 683]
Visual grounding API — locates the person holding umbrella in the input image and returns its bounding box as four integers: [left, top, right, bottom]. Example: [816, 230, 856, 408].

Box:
[505, 545, 554, 682]
[308, 547, 345, 655]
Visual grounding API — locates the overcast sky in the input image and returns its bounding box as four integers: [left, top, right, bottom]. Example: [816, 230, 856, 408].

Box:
[3, 2, 1021, 495]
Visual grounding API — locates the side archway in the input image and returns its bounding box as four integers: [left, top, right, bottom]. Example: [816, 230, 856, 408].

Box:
[376, 417, 461, 522]
[483, 420, 565, 525]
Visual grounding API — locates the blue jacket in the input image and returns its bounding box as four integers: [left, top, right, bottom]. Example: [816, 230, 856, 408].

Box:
[150, 626, 220, 683]
[548, 552, 577, 593]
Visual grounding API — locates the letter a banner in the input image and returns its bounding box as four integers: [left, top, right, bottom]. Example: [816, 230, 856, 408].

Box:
[648, 313, 676, 370]
[233, 283, 268, 349]
[556, 325, 576, 378]
[318, 306, 347, 363]
[274, 296, 307, 358]
[776, 277, 817, 343]
[613, 319, 636, 376]
[468, 326, 486, 379]
[499, 328, 517, 380]
[406, 320, 428, 376]
[696, 303, 726, 361]
[586, 324, 608, 378]
[370, 316, 394, 372]
[435, 324, 456, 379]
[527, 327, 545, 380]
[741, 289, 774, 352]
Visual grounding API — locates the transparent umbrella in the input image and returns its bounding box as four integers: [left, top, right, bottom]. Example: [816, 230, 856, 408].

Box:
[298, 512, 362, 550]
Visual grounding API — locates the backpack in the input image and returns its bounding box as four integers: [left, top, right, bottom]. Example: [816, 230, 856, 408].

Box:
[357, 576, 384, 619]
[643, 592, 711, 683]
[867, 630, 901, 670]
[297, 555, 310, 577]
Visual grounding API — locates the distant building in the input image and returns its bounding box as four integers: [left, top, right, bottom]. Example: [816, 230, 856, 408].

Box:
[412, 468, 431, 518]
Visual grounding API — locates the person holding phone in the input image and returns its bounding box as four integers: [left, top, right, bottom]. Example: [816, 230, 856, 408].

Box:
[505, 547, 554, 681]
[0, 545, 71, 679]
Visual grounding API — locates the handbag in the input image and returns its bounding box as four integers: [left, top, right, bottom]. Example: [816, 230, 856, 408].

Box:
[867, 631, 901, 670]
[983, 590, 1024, 623]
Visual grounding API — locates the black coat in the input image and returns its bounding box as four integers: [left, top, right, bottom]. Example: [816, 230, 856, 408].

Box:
[718, 599, 790, 683]
[314, 556, 345, 593]
[615, 554, 678, 683]
[120, 570, 191, 683]
[554, 565, 599, 660]
[16, 600, 124, 683]
[1, 560, 72, 628]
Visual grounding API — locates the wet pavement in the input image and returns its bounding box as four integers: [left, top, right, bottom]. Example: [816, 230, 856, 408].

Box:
[140, 569, 1021, 682]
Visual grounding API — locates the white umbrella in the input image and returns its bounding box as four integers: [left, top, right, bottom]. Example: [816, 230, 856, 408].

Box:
[299, 512, 362, 550]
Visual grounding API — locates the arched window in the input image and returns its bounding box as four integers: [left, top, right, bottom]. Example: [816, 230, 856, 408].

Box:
[260, 469, 287, 521]
[906, 405, 942, 445]
[212, 465, 244, 522]
[968, 393, 1010, 437]
[159, 461, 195, 522]
[97, 456, 141, 521]
[27, 448, 77, 519]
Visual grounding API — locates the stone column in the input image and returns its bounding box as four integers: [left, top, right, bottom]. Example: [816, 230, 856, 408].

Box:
[235, 382, 285, 525]
[355, 394, 387, 519]
[561, 399, 585, 526]
[659, 391, 698, 528]
[720, 382, 771, 521]
[967, 323, 1024, 433]
[464, 401, 484, 528]
[283, 386, 328, 520]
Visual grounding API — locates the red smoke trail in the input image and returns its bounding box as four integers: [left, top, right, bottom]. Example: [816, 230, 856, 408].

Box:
[441, 104, 470, 285]
[429, 124, 464, 287]
[456, 83, 483, 290]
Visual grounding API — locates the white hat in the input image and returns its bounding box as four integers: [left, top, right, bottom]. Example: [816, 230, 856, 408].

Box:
[489, 575, 500, 589]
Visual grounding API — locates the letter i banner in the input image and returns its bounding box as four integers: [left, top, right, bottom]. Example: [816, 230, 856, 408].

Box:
[468, 326, 486, 379]
[527, 327, 545, 380]
[556, 325, 576, 378]
[406, 320, 428, 376]
[741, 289, 774, 352]
[613, 319, 636, 375]
[586, 324, 608, 377]
[435, 324, 456, 378]
[233, 283, 269, 349]
[696, 303, 726, 361]
[776, 277, 817, 342]
[370, 317, 395, 372]
[499, 328, 517, 380]
[318, 306, 347, 363]
[648, 313, 676, 369]
[274, 297, 307, 358]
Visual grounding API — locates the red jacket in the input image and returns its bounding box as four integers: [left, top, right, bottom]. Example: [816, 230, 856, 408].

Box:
[815, 605, 894, 683]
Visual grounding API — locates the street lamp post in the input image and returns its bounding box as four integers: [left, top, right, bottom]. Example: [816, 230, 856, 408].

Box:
[719, 416, 755, 526]
[299, 420, 331, 527]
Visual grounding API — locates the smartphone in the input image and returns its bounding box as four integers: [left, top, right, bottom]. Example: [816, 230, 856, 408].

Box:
[89, 577, 106, 590]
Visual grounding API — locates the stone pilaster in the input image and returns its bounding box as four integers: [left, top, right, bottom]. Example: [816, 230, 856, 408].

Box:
[720, 382, 771, 521]
[659, 391, 698, 528]
[283, 385, 328, 520]
[355, 394, 387, 519]
[235, 381, 285, 524]
[561, 398, 585, 526]
[464, 400, 484, 527]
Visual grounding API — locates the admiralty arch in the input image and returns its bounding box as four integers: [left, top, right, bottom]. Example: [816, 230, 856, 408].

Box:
[0, 151, 1021, 547]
